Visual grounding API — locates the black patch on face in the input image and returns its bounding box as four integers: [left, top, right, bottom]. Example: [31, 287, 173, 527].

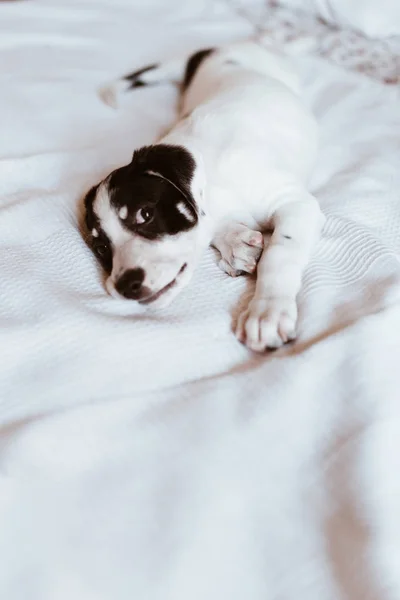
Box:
[83, 185, 113, 274]
[182, 48, 214, 91]
[107, 144, 198, 240]
[123, 64, 158, 89]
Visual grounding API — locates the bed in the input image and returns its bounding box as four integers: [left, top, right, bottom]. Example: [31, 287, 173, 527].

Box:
[1, 0, 400, 598]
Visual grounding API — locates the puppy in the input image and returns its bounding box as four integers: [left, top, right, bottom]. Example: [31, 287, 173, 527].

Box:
[84, 39, 325, 352]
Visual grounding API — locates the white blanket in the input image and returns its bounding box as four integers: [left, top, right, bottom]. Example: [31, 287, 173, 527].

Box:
[1, 1, 400, 598]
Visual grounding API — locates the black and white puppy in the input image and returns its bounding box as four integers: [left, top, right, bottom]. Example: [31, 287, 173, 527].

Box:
[84, 39, 325, 352]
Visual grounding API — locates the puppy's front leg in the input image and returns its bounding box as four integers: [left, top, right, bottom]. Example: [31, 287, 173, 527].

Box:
[236, 193, 325, 352]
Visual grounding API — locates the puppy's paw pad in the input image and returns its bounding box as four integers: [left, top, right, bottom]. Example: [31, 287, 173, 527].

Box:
[245, 231, 264, 248]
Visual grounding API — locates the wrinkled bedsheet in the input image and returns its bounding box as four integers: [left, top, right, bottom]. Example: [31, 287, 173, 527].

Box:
[1, 1, 400, 599]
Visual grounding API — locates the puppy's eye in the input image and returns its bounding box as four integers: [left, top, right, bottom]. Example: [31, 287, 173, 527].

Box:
[136, 207, 154, 225]
[94, 244, 109, 257]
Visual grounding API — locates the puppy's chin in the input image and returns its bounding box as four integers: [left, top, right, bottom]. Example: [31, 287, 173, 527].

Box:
[141, 265, 194, 309]
[142, 286, 180, 309]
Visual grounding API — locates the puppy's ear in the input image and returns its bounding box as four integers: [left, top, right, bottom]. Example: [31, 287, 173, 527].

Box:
[83, 185, 98, 212]
[131, 144, 195, 199]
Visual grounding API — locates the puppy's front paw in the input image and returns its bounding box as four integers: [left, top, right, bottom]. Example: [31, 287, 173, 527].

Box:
[236, 296, 297, 352]
[216, 226, 264, 277]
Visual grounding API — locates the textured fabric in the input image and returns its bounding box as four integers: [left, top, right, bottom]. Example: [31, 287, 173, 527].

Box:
[1, 1, 400, 599]
[232, 0, 400, 84]
[269, 0, 400, 38]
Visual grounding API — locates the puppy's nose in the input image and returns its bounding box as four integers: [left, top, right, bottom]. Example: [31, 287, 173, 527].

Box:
[115, 268, 146, 300]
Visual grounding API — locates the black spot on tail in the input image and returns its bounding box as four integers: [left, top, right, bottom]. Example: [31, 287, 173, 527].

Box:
[124, 64, 158, 89]
[182, 48, 214, 91]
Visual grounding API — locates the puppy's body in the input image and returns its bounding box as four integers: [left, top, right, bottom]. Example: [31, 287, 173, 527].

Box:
[165, 43, 317, 225]
[85, 40, 324, 351]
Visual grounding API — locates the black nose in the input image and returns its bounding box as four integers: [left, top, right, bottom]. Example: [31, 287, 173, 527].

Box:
[115, 268, 146, 300]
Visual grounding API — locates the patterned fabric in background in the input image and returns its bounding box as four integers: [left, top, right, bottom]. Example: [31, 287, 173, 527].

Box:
[229, 0, 400, 85]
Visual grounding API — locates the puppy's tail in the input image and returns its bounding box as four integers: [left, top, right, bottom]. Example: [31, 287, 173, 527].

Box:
[98, 57, 189, 109]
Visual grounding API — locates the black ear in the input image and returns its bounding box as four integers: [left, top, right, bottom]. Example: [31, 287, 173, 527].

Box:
[83, 184, 98, 230]
[130, 144, 196, 199]
[83, 185, 97, 212]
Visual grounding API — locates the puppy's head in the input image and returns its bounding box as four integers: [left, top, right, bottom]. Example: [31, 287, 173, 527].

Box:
[84, 144, 209, 307]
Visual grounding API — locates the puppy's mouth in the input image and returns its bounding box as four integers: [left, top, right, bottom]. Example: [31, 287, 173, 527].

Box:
[139, 263, 187, 305]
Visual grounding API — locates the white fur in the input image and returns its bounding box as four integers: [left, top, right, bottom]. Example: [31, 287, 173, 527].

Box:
[94, 184, 129, 245]
[176, 201, 194, 221]
[97, 39, 325, 347]
[118, 205, 128, 220]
